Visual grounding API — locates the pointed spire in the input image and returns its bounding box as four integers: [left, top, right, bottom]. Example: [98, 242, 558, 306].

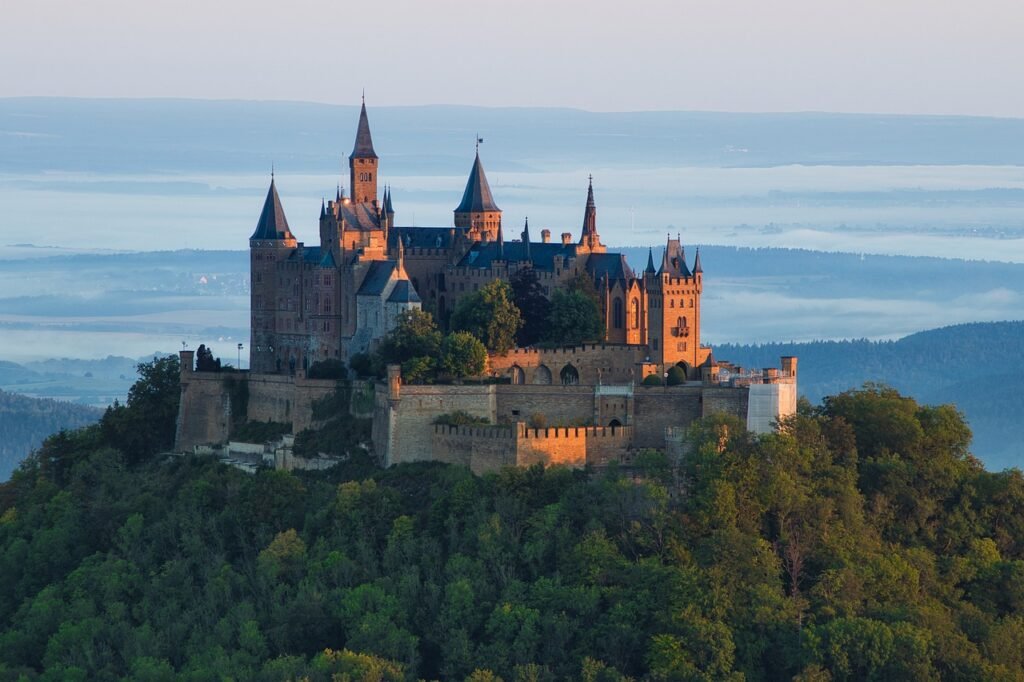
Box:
[580, 175, 597, 243]
[384, 185, 394, 214]
[522, 217, 531, 262]
[396, 232, 405, 268]
[250, 177, 295, 241]
[320, 198, 326, 220]
[455, 151, 500, 213]
[351, 98, 377, 159]
[693, 247, 703, 274]
[336, 184, 342, 202]
[645, 247, 656, 274]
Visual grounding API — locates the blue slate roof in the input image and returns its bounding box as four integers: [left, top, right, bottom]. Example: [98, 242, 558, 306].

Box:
[389, 226, 465, 250]
[455, 152, 500, 213]
[586, 253, 635, 284]
[357, 260, 397, 296]
[351, 101, 377, 159]
[458, 240, 578, 271]
[387, 279, 421, 303]
[250, 179, 295, 241]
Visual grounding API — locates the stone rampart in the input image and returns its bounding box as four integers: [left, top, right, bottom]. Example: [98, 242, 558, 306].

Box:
[488, 344, 650, 385]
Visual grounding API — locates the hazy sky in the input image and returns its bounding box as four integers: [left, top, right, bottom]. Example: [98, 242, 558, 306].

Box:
[2, 0, 1023, 116]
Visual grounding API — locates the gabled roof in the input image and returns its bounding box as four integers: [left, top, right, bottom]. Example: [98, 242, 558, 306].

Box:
[387, 279, 421, 303]
[250, 179, 295, 241]
[388, 226, 465, 250]
[351, 101, 377, 159]
[458, 240, 577, 271]
[301, 246, 322, 264]
[455, 152, 500, 213]
[357, 260, 397, 296]
[586, 253, 634, 284]
[319, 249, 337, 269]
[337, 201, 383, 231]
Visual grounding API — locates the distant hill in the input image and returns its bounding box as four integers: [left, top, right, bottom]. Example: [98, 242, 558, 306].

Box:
[0, 390, 102, 480]
[716, 321, 1024, 470]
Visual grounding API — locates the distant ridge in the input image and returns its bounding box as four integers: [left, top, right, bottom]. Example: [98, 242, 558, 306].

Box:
[716, 321, 1024, 470]
[5, 98, 1024, 175]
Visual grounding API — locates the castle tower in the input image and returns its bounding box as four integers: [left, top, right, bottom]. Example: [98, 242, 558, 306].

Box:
[578, 175, 605, 253]
[454, 149, 501, 241]
[349, 98, 379, 205]
[646, 236, 708, 374]
[249, 176, 297, 373]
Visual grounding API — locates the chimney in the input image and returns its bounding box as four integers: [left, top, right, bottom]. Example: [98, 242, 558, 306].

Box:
[541, 229, 551, 243]
[561, 232, 572, 245]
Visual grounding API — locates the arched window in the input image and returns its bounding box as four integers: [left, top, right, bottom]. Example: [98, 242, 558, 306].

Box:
[612, 298, 624, 329]
[631, 298, 640, 329]
[510, 365, 525, 385]
[560, 364, 580, 385]
[534, 365, 552, 385]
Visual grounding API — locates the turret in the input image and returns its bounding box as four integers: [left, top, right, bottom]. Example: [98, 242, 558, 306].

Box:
[578, 175, 604, 252]
[454, 146, 502, 241]
[249, 176, 297, 374]
[349, 96, 379, 204]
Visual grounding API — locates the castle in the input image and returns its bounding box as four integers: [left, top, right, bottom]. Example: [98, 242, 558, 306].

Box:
[174, 101, 797, 472]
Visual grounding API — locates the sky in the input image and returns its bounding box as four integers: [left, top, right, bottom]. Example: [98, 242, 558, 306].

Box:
[2, 0, 1023, 117]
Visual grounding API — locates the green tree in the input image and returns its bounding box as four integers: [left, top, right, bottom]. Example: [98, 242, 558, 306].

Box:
[510, 267, 551, 347]
[543, 289, 603, 346]
[666, 365, 686, 386]
[99, 355, 180, 461]
[379, 309, 443, 366]
[451, 280, 523, 354]
[440, 332, 488, 380]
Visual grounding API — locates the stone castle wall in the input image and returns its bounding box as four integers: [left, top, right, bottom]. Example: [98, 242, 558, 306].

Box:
[431, 423, 632, 474]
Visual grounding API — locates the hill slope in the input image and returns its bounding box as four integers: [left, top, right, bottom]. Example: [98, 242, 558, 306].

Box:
[0, 390, 102, 480]
[716, 321, 1024, 470]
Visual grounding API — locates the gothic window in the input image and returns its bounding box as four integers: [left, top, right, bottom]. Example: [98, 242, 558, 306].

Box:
[510, 365, 525, 384]
[631, 298, 640, 329]
[534, 365, 553, 385]
[612, 298, 624, 329]
[670, 299, 675, 308]
[324, 298, 331, 314]
[560, 364, 580, 386]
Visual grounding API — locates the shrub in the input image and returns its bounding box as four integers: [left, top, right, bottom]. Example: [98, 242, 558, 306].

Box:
[642, 374, 664, 386]
[666, 365, 687, 386]
[307, 359, 347, 380]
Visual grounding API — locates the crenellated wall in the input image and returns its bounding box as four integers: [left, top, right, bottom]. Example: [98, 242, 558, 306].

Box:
[430, 422, 633, 474]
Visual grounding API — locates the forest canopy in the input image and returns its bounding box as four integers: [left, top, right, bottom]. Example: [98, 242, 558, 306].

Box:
[0, 364, 1022, 680]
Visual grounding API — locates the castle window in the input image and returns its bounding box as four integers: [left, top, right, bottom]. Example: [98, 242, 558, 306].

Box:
[653, 338, 659, 350]
[670, 299, 675, 308]
[631, 298, 640, 328]
[612, 298, 623, 329]
[324, 275, 331, 287]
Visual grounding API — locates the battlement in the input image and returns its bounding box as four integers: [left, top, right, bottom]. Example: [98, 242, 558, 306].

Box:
[432, 423, 632, 441]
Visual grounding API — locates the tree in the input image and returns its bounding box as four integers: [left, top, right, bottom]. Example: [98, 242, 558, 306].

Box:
[439, 332, 487, 380]
[195, 344, 221, 372]
[378, 309, 443, 366]
[666, 366, 686, 386]
[510, 268, 551, 347]
[100, 355, 181, 461]
[543, 289, 603, 346]
[451, 280, 523, 354]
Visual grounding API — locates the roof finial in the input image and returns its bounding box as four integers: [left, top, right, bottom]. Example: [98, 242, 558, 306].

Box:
[271, 162, 274, 181]
[476, 134, 483, 154]
[362, 88, 365, 105]
[588, 173, 593, 187]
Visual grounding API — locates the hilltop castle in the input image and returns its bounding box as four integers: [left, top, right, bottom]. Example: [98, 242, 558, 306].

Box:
[174, 102, 797, 472]
[250, 100, 710, 376]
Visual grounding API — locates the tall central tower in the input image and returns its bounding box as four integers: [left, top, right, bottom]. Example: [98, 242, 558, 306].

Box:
[454, 150, 501, 241]
[349, 99, 378, 204]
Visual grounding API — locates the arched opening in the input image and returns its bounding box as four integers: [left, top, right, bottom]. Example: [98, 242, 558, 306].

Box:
[560, 363, 580, 386]
[509, 365, 525, 385]
[631, 298, 640, 329]
[676, 361, 691, 380]
[534, 365, 552, 385]
[612, 298, 624, 329]
[609, 418, 622, 429]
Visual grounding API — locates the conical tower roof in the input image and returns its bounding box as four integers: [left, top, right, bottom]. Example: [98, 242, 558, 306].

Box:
[250, 178, 295, 241]
[455, 151, 500, 213]
[351, 100, 378, 159]
[693, 247, 703, 273]
[645, 247, 656, 274]
[580, 175, 597, 242]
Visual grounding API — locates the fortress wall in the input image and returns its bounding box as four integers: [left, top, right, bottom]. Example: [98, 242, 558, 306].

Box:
[245, 373, 339, 432]
[431, 424, 518, 474]
[703, 386, 751, 424]
[493, 385, 594, 426]
[174, 371, 232, 451]
[381, 384, 497, 466]
[515, 426, 589, 469]
[631, 386, 706, 449]
[488, 344, 648, 385]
